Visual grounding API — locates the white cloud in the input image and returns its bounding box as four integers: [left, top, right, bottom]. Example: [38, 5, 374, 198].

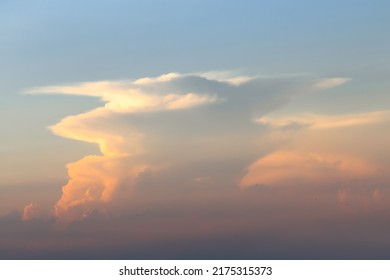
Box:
[312, 77, 351, 90]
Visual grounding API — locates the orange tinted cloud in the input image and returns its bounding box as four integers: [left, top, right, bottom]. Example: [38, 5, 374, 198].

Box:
[240, 151, 377, 188]
[54, 155, 148, 223]
[337, 186, 390, 215]
[244, 110, 390, 189]
[22, 202, 41, 221]
[26, 72, 350, 223]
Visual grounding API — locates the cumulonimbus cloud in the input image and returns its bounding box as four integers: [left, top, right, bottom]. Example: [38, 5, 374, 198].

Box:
[27, 72, 351, 223]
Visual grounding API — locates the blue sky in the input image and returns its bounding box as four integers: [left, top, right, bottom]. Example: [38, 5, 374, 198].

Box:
[2, 0, 389, 83]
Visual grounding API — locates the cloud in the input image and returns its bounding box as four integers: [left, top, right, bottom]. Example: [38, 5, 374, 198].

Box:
[311, 77, 351, 90]
[27, 72, 350, 223]
[22, 202, 41, 221]
[258, 110, 390, 130]
[54, 154, 148, 223]
[27, 81, 218, 114]
[5, 183, 390, 259]
[244, 110, 390, 190]
[337, 186, 390, 215]
[240, 151, 378, 189]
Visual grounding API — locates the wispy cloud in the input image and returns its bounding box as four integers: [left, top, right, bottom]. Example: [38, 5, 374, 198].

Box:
[258, 110, 390, 129]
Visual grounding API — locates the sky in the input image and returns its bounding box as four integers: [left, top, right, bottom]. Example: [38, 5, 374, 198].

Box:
[1, 0, 390, 259]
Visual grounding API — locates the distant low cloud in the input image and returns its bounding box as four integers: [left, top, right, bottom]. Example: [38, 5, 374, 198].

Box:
[22, 202, 41, 221]
[338, 186, 390, 215]
[27, 72, 350, 223]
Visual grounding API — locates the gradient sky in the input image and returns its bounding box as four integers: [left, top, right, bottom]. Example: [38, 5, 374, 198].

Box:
[1, 0, 390, 259]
